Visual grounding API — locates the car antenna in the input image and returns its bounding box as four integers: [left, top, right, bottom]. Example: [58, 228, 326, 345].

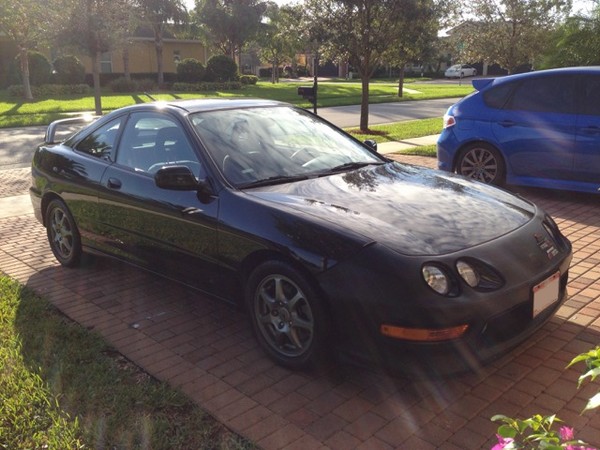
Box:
[144, 92, 157, 102]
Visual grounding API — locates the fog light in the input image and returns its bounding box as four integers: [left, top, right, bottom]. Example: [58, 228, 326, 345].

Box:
[381, 324, 469, 341]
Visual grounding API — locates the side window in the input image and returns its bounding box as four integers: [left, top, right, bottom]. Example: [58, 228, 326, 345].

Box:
[505, 76, 576, 114]
[583, 76, 600, 116]
[75, 118, 122, 160]
[483, 82, 515, 109]
[116, 113, 203, 178]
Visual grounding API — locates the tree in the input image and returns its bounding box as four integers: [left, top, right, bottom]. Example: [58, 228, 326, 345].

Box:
[61, 0, 132, 114]
[0, 0, 72, 100]
[307, 0, 428, 131]
[193, 0, 267, 66]
[540, 4, 600, 67]
[137, 0, 188, 86]
[450, 0, 572, 74]
[383, 0, 439, 97]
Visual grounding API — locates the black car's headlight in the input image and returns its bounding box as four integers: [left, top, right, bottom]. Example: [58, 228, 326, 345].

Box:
[422, 259, 504, 296]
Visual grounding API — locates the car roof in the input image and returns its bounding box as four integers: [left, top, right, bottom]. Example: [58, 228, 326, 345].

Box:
[117, 98, 287, 116]
[473, 66, 600, 91]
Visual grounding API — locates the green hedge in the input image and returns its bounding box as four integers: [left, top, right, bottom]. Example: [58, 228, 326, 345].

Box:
[172, 81, 242, 91]
[7, 84, 90, 97]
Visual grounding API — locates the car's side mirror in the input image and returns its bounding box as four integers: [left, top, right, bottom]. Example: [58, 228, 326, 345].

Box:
[364, 139, 378, 152]
[155, 165, 200, 190]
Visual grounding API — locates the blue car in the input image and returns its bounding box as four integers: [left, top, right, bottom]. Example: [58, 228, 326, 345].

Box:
[437, 66, 600, 194]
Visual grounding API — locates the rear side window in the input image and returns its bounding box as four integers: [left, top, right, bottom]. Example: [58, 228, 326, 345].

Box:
[505, 75, 576, 114]
[76, 118, 123, 160]
[582, 75, 600, 116]
[483, 82, 515, 109]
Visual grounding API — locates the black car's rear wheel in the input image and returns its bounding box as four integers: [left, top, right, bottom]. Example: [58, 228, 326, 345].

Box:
[456, 143, 505, 185]
[46, 199, 82, 267]
[246, 261, 329, 369]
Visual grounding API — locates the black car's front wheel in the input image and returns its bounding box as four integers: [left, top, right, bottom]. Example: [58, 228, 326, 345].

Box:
[246, 261, 329, 369]
[46, 199, 82, 267]
[456, 143, 505, 186]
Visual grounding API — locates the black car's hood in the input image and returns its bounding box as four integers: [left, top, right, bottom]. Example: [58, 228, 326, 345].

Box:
[247, 162, 536, 256]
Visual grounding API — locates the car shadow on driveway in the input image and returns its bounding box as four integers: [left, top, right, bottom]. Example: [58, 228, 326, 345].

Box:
[4, 182, 599, 450]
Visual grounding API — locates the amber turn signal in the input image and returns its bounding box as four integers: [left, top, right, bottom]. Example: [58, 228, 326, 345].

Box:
[380, 324, 469, 341]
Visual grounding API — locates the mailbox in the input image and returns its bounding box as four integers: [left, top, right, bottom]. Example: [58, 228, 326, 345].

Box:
[297, 86, 316, 104]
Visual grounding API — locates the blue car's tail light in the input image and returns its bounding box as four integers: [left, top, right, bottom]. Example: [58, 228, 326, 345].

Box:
[443, 113, 456, 129]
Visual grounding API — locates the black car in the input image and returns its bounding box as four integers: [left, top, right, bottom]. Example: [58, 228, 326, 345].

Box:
[31, 99, 572, 375]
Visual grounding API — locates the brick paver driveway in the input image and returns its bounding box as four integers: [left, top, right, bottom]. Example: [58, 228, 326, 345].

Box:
[1, 159, 599, 449]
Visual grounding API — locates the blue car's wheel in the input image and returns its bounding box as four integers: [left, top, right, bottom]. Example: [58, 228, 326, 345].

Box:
[457, 143, 505, 186]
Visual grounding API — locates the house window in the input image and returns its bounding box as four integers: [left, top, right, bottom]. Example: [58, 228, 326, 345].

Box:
[100, 52, 112, 73]
[173, 50, 181, 64]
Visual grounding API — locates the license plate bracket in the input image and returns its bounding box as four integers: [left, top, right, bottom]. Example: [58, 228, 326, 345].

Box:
[533, 271, 560, 318]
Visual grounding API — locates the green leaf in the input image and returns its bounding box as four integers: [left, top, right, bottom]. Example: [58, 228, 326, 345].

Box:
[583, 392, 600, 412]
[498, 424, 518, 439]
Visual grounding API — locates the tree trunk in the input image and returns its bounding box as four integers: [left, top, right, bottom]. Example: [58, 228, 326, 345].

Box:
[359, 75, 370, 132]
[92, 50, 102, 115]
[123, 46, 131, 82]
[155, 25, 164, 86]
[397, 66, 405, 98]
[19, 46, 33, 100]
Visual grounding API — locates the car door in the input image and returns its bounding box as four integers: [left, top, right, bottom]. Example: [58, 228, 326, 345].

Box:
[491, 74, 577, 181]
[96, 111, 226, 295]
[574, 74, 600, 185]
[60, 116, 124, 248]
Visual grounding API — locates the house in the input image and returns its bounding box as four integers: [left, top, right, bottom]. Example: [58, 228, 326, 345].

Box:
[1, 28, 209, 87]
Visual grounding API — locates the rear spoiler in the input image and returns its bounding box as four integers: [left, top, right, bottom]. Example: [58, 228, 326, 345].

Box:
[44, 115, 99, 144]
[471, 78, 495, 92]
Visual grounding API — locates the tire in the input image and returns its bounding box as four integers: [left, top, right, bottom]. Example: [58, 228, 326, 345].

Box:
[45, 199, 82, 267]
[456, 143, 505, 186]
[245, 260, 329, 369]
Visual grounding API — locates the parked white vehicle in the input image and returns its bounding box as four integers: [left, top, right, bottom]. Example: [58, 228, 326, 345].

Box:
[445, 64, 477, 78]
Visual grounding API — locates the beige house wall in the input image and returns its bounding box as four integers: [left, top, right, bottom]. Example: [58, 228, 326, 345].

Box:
[81, 38, 209, 74]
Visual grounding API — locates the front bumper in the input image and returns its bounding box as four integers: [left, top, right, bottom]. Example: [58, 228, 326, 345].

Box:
[318, 212, 573, 376]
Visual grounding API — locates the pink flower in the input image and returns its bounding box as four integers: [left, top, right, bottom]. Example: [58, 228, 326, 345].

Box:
[560, 426, 575, 441]
[491, 434, 514, 450]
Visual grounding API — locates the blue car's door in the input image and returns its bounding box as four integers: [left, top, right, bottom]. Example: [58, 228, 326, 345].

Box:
[574, 75, 600, 185]
[491, 74, 577, 182]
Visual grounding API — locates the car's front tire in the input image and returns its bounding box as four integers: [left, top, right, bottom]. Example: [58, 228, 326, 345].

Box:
[246, 260, 329, 369]
[456, 143, 505, 186]
[45, 199, 82, 267]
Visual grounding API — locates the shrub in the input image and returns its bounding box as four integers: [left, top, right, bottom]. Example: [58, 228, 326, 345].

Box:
[52, 55, 85, 85]
[172, 81, 242, 92]
[240, 75, 258, 85]
[9, 51, 53, 86]
[6, 84, 90, 97]
[176, 58, 205, 83]
[136, 78, 156, 92]
[108, 77, 138, 93]
[206, 55, 238, 82]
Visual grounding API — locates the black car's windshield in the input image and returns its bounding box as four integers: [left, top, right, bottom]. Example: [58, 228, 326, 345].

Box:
[189, 106, 383, 187]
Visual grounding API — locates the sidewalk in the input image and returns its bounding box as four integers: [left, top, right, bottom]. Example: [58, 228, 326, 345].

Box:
[1, 155, 599, 449]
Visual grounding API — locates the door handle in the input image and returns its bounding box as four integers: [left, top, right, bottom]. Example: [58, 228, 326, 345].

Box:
[498, 120, 516, 127]
[580, 125, 600, 134]
[107, 178, 122, 189]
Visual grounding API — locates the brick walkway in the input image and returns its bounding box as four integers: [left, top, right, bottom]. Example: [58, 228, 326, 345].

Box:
[1, 158, 599, 449]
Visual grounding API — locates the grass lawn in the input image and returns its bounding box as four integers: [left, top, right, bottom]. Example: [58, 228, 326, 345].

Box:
[0, 275, 253, 450]
[0, 79, 473, 128]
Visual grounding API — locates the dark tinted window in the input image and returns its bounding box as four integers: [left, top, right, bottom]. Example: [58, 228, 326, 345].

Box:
[483, 82, 515, 109]
[505, 75, 576, 114]
[76, 118, 122, 160]
[583, 75, 600, 116]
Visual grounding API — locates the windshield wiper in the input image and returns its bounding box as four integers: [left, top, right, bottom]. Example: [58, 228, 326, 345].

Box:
[325, 161, 383, 174]
[238, 174, 310, 188]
